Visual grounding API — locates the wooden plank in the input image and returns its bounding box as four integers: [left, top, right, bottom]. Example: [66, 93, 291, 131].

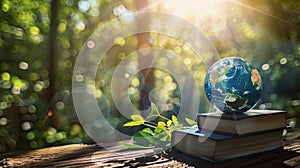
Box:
[0, 141, 299, 168]
[284, 156, 300, 167]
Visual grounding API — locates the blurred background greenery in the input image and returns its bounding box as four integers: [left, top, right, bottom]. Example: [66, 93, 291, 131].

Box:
[0, 0, 300, 152]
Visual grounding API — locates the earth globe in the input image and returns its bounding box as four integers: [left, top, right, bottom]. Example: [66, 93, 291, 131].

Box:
[204, 57, 263, 113]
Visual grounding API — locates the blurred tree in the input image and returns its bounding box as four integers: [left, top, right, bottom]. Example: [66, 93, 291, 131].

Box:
[0, 0, 51, 151]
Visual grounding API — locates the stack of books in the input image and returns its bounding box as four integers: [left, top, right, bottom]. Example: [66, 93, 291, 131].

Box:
[172, 110, 287, 161]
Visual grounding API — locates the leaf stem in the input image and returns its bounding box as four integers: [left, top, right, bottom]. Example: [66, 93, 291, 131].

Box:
[159, 115, 170, 121]
[143, 123, 157, 129]
[144, 121, 157, 126]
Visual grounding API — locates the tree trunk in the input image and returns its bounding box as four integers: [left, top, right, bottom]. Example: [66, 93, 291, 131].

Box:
[135, 1, 154, 110]
[48, 0, 59, 106]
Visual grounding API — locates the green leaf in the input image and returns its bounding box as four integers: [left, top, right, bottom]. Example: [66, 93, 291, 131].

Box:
[133, 131, 159, 146]
[145, 112, 159, 120]
[153, 131, 170, 143]
[160, 134, 169, 141]
[157, 121, 166, 128]
[131, 114, 144, 121]
[145, 103, 160, 120]
[119, 142, 153, 149]
[141, 128, 154, 135]
[123, 120, 144, 127]
[151, 102, 160, 115]
[154, 127, 164, 134]
[167, 120, 172, 126]
[139, 130, 152, 137]
[172, 115, 178, 125]
[185, 118, 197, 125]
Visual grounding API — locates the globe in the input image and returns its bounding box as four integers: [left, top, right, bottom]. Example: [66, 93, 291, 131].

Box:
[204, 57, 263, 113]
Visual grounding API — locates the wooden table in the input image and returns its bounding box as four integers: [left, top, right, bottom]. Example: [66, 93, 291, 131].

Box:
[1, 141, 299, 168]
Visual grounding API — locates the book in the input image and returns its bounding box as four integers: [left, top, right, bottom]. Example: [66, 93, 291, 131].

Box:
[171, 128, 283, 162]
[197, 109, 287, 135]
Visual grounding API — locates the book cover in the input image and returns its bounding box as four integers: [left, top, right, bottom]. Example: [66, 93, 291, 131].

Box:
[172, 128, 283, 162]
[198, 109, 287, 120]
[197, 109, 287, 134]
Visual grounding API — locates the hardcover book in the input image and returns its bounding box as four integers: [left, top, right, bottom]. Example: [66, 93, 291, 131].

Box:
[171, 128, 283, 162]
[197, 109, 287, 135]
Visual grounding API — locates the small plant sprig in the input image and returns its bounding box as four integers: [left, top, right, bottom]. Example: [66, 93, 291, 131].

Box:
[123, 103, 197, 148]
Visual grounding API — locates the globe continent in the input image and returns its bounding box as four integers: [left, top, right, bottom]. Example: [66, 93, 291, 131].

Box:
[204, 57, 263, 113]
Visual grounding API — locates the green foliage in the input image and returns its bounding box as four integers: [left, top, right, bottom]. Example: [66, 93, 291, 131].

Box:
[123, 103, 196, 148]
[185, 118, 197, 126]
[123, 114, 145, 126]
[0, 0, 114, 152]
[123, 121, 144, 127]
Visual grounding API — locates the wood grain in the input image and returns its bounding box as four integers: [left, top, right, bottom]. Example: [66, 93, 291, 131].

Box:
[0, 141, 299, 167]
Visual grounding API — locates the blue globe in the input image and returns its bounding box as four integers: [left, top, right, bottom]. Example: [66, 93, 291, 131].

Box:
[204, 57, 263, 113]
